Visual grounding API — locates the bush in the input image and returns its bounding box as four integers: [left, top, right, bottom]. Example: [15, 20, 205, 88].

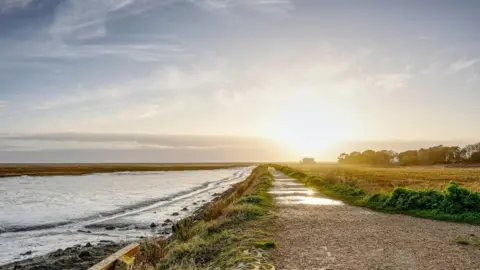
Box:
[238, 195, 263, 205]
[443, 182, 480, 213]
[384, 187, 444, 211]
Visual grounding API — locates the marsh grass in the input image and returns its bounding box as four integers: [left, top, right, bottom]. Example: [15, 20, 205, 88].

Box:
[134, 238, 169, 269]
[136, 165, 276, 270]
[288, 163, 480, 192]
[0, 163, 253, 177]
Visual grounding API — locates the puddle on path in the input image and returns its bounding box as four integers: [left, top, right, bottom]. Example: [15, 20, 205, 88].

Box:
[269, 189, 316, 195]
[270, 172, 344, 206]
[276, 196, 344, 205]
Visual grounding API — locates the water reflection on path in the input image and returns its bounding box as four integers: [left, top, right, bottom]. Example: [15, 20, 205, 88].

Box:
[269, 171, 344, 206]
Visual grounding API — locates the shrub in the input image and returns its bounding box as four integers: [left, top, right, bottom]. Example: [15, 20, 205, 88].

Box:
[443, 182, 480, 213]
[238, 195, 263, 205]
[225, 204, 265, 223]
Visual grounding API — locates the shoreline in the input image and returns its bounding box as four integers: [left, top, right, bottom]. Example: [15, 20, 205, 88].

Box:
[0, 163, 255, 178]
[0, 169, 251, 270]
[0, 241, 128, 270]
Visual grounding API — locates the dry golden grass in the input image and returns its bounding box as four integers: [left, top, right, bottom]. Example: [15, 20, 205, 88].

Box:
[134, 238, 169, 269]
[0, 163, 254, 177]
[286, 163, 480, 192]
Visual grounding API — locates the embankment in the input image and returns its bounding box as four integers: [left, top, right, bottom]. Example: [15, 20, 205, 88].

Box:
[134, 165, 277, 269]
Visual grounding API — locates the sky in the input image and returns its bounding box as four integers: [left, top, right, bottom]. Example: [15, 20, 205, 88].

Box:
[0, 0, 479, 162]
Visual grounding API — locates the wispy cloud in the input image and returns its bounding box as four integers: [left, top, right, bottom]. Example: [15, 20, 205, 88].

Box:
[373, 73, 412, 93]
[49, 0, 182, 41]
[33, 59, 229, 111]
[49, 0, 136, 40]
[192, 0, 294, 16]
[450, 59, 478, 72]
[0, 0, 33, 13]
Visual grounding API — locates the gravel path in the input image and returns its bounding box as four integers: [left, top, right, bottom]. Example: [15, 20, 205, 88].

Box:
[270, 170, 480, 270]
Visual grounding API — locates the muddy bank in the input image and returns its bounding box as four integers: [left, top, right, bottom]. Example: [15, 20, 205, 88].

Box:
[0, 240, 126, 270]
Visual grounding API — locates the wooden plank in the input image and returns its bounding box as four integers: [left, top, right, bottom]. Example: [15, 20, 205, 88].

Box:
[88, 243, 140, 270]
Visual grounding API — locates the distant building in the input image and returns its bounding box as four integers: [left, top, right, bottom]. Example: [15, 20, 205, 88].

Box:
[301, 157, 316, 164]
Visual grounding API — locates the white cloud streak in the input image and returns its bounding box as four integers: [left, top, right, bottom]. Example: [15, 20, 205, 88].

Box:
[450, 59, 478, 72]
[191, 0, 294, 16]
[0, 0, 33, 13]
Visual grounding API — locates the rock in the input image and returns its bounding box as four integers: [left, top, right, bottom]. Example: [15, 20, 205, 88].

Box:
[150, 222, 157, 228]
[77, 229, 92, 234]
[105, 225, 115, 230]
[78, 250, 91, 259]
[202, 200, 206, 202]
[164, 219, 172, 223]
[162, 222, 169, 226]
[213, 193, 220, 196]
[85, 242, 93, 247]
[181, 207, 188, 211]
[171, 212, 179, 216]
[153, 211, 157, 213]
[20, 251, 32, 256]
[193, 202, 197, 205]
[99, 240, 115, 244]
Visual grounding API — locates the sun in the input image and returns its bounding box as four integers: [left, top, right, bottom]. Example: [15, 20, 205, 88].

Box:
[275, 126, 337, 155]
[269, 105, 347, 156]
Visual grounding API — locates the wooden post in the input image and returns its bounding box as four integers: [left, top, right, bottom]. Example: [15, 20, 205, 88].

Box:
[89, 243, 140, 270]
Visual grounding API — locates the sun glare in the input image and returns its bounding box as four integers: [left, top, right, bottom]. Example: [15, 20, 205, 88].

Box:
[271, 103, 348, 156]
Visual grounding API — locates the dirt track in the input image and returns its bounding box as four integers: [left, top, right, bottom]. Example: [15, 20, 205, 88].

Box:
[270, 171, 480, 270]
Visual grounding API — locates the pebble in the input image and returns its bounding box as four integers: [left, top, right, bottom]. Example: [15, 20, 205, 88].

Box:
[20, 251, 32, 256]
[78, 250, 91, 259]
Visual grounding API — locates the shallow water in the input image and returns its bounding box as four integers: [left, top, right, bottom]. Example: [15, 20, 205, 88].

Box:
[269, 171, 344, 206]
[0, 167, 253, 265]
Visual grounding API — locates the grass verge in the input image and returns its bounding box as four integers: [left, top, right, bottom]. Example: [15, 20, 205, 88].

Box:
[134, 165, 276, 270]
[272, 164, 480, 224]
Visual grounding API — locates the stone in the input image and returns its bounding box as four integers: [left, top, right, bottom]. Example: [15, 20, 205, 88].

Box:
[20, 251, 32, 256]
[78, 250, 91, 259]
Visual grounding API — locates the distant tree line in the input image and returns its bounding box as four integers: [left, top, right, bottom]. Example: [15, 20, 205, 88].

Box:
[338, 143, 480, 166]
